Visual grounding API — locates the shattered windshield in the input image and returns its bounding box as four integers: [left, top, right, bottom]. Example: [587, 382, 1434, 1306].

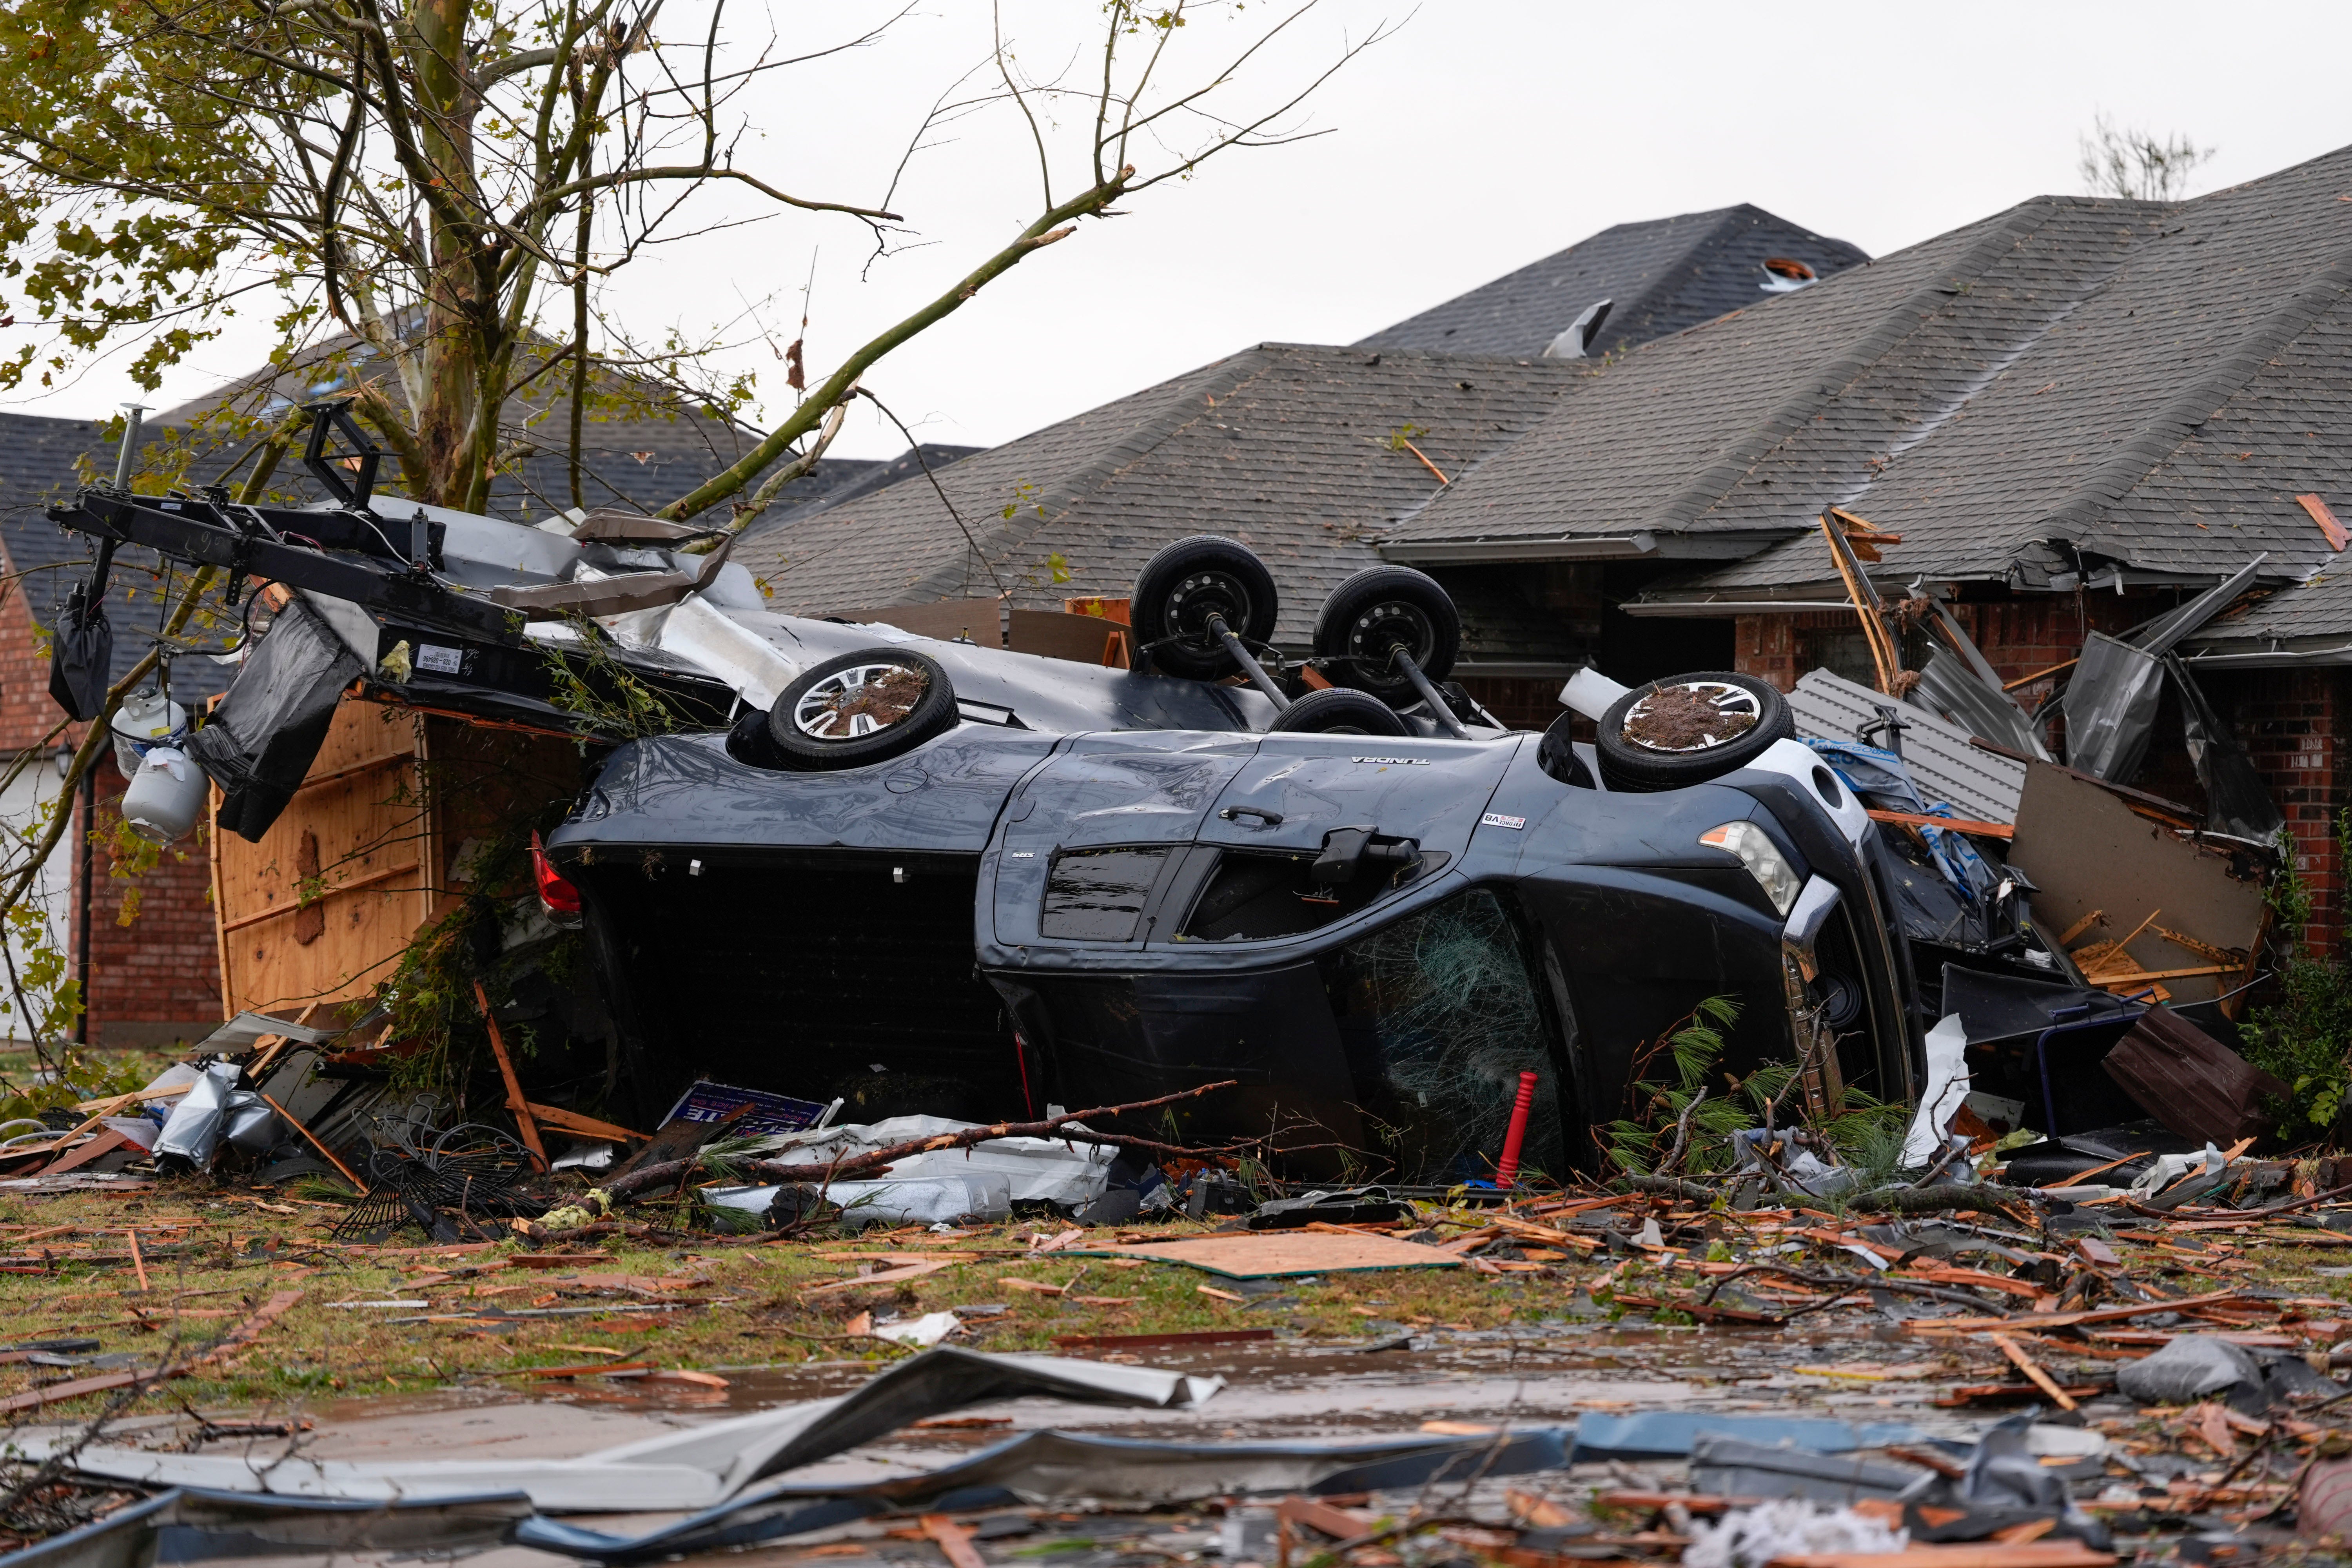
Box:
[1321, 887, 1566, 1185]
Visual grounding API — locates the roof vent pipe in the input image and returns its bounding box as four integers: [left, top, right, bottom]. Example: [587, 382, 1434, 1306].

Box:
[1542, 299, 1613, 359]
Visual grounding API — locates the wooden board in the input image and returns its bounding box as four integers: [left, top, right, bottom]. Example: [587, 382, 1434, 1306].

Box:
[214, 701, 429, 1015]
[1074, 1231, 1463, 1279]
[2003, 762, 2266, 1009]
[214, 700, 582, 1018]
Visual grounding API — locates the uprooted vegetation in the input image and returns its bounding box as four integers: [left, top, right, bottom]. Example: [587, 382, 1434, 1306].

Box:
[1599, 998, 1908, 1191]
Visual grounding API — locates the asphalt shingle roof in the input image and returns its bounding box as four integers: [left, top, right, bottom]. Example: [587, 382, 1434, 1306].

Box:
[0, 411, 234, 703]
[1371, 144, 2352, 613]
[731, 343, 1585, 650]
[1357, 205, 1869, 360]
[150, 332, 893, 527]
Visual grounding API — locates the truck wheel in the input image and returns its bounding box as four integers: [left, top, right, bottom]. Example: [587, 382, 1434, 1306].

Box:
[1595, 670, 1792, 792]
[1312, 565, 1461, 701]
[1131, 535, 1279, 681]
[765, 647, 959, 770]
[1267, 686, 1408, 736]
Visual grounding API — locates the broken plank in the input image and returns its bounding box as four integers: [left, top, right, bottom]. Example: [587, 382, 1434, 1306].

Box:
[523, 1102, 646, 1143]
[1989, 1332, 2077, 1412]
[1866, 809, 2015, 838]
[920, 1515, 988, 1568]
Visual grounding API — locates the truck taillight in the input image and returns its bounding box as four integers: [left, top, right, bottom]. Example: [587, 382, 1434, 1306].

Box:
[531, 831, 582, 920]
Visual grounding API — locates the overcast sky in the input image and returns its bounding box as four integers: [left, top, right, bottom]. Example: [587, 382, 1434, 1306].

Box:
[13, 1, 2352, 465]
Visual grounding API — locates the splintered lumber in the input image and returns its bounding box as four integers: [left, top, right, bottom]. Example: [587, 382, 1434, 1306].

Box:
[1989, 1332, 2077, 1411]
[476, 979, 547, 1170]
[1866, 810, 2016, 839]
[254, 1089, 367, 1191]
[523, 1102, 646, 1142]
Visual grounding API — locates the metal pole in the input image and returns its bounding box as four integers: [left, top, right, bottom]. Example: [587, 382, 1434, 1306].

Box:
[1205, 613, 1290, 710]
[1390, 647, 1472, 739]
[111, 404, 148, 490]
[73, 767, 94, 1045]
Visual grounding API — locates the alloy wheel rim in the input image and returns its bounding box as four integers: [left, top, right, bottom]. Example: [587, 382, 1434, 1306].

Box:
[1621, 680, 1762, 753]
[794, 661, 930, 740]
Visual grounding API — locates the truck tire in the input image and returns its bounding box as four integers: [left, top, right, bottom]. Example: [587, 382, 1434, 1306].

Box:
[765, 647, 959, 771]
[1267, 686, 1408, 736]
[1131, 535, 1279, 681]
[1311, 565, 1461, 701]
[1595, 670, 1791, 792]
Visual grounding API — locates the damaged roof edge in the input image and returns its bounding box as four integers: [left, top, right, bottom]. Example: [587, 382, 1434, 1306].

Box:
[1378, 530, 1795, 566]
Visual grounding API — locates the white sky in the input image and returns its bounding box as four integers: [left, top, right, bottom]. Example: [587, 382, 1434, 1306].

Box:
[13, 1, 2352, 468]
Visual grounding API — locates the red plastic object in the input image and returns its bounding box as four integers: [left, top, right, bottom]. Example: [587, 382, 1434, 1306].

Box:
[1495, 1070, 1540, 1187]
[530, 830, 582, 918]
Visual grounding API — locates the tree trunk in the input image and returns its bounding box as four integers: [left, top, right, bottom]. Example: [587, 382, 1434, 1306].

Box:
[408, 0, 483, 506]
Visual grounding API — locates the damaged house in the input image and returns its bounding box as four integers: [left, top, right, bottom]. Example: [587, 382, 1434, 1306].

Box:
[1376, 146, 2352, 946]
[737, 205, 1872, 721]
[36, 163, 2347, 1185]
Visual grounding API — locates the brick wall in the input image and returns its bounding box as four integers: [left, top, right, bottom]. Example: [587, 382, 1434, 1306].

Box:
[0, 554, 223, 1046]
[73, 755, 223, 1047]
[1455, 675, 1568, 731]
[2225, 666, 2347, 956]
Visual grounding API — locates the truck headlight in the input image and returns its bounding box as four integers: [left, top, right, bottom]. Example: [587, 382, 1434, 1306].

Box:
[1700, 821, 1802, 916]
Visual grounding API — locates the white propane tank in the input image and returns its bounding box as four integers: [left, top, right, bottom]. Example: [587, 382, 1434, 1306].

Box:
[109, 686, 189, 779]
[119, 746, 206, 844]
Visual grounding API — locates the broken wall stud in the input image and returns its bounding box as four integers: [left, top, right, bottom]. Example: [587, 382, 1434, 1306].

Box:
[475, 979, 549, 1171]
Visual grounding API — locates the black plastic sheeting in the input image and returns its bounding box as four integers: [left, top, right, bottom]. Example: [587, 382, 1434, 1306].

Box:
[2059, 556, 2275, 798]
[45, 577, 113, 724]
[2058, 632, 2166, 784]
[2168, 655, 2285, 842]
[186, 597, 365, 842]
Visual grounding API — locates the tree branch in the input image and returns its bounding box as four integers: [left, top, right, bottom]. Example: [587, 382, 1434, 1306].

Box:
[657, 170, 1124, 520]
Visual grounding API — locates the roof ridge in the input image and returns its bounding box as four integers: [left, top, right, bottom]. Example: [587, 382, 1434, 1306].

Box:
[1637, 196, 2098, 536]
[1583, 207, 1794, 365]
[2038, 245, 2352, 568]
[888, 347, 1280, 604]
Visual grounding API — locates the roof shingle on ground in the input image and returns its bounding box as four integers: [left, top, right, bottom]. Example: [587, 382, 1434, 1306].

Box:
[1374, 143, 2352, 611]
[1357, 205, 1869, 361]
[731, 343, 1584, 648]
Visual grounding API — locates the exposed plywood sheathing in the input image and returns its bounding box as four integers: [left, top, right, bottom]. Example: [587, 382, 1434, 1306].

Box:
[2003, 761, 2267, 1009]
[214, 699, 583, 1018]
[213, 701, 430, 1016]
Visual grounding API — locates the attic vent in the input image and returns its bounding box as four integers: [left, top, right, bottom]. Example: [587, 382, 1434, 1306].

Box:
[1541, 298, 1612, 359]
[1761, 257, 1817, 293]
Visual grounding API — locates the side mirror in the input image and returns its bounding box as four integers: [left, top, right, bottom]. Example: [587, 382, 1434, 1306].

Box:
[1311, 826, 1421, 887]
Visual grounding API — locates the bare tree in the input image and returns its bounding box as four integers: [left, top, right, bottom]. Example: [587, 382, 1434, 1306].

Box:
[2078, 112, 2215, 203]
[0, 3, 1393, 1032]
[0, 1, 1392, 523]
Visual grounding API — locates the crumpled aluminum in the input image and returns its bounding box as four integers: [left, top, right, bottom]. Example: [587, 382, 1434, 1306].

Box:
[153, 1061, 242, 1171]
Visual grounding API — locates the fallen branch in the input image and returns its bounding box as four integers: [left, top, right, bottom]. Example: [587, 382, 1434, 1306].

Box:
[1700, 1262, 2001, 1315]
[1849, 1183, 2013, 1214]
[1623, 1174, 1722, 1203]
[604, 1080, 1242, 1202]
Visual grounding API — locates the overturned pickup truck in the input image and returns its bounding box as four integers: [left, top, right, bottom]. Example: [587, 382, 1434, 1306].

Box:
[53, 414, 2088, 1184]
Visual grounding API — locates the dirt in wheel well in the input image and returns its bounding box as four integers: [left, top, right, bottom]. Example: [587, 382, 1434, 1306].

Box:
[1622, 682, 1756, 751]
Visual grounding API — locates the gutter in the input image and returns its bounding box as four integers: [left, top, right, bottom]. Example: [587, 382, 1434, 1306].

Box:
[1619, 599, 1861, 618]
[2180, 642, 2352, 668]
[1378, 534, 1656, 565]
